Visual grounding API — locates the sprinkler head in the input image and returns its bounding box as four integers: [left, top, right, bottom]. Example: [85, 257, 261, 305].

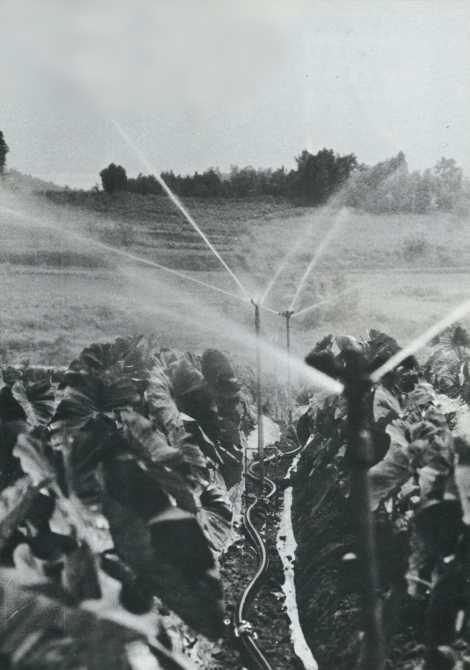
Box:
[279, 309, 295, 318]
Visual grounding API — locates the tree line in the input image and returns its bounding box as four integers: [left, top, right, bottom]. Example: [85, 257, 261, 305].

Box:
[100, 148, 358, 206]
[1, 126, 468, 214]
[99, 149, 469, 214]
[0, 130, 9, 175]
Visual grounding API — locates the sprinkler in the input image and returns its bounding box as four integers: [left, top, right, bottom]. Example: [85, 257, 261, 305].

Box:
[257, 210, 348, 426]
[276, 289, 355, 423]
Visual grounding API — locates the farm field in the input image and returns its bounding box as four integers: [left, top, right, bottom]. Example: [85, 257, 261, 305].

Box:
[1, 188, 470, 367]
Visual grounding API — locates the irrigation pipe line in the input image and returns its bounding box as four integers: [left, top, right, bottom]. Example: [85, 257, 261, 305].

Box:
[0, 205, 249, 305]
[234, 440, 306, 670]
[234, 457, 277, 670]
[111, 120, 252, 302]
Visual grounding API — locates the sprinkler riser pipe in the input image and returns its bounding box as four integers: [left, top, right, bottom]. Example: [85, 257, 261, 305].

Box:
[254, 302, 265, 487]
[344, 371, 385, 670]
[280, 310, 295, 424]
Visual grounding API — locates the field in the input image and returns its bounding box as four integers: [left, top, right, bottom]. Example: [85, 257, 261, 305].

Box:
[1, 187, 470, 368]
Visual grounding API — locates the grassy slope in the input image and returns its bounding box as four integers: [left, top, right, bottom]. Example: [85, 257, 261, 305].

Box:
[0, 189, 469, 366]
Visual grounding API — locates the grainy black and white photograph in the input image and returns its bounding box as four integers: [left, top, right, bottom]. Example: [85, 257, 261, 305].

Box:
[0, 1, 469, 669]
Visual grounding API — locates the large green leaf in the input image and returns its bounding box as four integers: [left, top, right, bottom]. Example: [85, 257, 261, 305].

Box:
[0, 567, 194, 670]
[181, 417, 223, 466]
[13, 433, 56, 488]
[71, 336, 149, 381]
[12, 380, 57, 427]
[0, 386, 27, 423]
[372, 384, 401, 424]
[197, 481, 232, 553]
[455, 462, 470, 524]
[52, 494, 113, 554]
[122, 411, 179, 464]
[146, 365, 183, 437]
[104, 497, 224, 640]
[103, 456, 197, 518]
[200, 349, 239, 400]
[0, 477, 40, 551]
[368, 420, 412, 510]
[424, 347, 461, 396]
[62, 542, 102, 603]
[147, 507, 224, 639]
[53, 375, 138, 432]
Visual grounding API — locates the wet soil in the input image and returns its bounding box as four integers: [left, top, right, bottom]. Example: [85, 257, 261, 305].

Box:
[210, 449, 306, 670]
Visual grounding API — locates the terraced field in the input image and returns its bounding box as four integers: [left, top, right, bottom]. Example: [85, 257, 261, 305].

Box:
[1, 187, 470, 367]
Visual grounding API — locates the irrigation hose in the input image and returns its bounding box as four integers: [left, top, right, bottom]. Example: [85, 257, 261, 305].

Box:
[234, 466, 276, 670]
[232, 423, 310, 670]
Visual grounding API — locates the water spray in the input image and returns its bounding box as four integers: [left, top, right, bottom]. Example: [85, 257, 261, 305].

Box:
[370, 296, 470, 383]
[257, 209, 348, 422]
[273, 288, 355, 422]
[110, 121, 285, 465]
[288, 209, 346, 313]
[111, 120, 252, 302]
[0, 205, 248, 305]
[291, 286, 357, 320]
[343, 297, 470, 670]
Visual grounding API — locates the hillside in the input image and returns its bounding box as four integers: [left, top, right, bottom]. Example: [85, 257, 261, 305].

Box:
[41, 190, 304, 271]
[1, 186, 470, 367]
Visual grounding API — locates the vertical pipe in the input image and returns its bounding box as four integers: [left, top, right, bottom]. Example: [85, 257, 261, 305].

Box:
[243, 433, 248, 513]
[254, 302, 264, 488]
[286, 312, 292, 424]
[281, 310, 294, 424]
[344, 360, 385, 670]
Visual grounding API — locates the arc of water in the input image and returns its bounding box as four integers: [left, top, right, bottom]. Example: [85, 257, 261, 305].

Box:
[288, 209, 346, 312]
[292, 286, 357, 320]
[124, 276, 344, 397]
[370, 297, 470, 383]
[258, 304, 280, 316]
[277, 351, 344, 395]
[260, 220, 313, 306]
[111, 120, 252, 302]
[0, 206, 246, 304]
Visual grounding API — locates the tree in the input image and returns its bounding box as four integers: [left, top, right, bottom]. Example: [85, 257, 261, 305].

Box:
[433, 157, 463, 211]
[293, 148, 357, 204]
[99, 163, 128, 194]
[0, 131, 9, 175]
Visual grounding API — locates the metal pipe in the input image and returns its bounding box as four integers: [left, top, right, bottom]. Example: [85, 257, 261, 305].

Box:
[253, 301, 265, 488]
[344, 357, 385, 670]
[280, 310, 294, 424]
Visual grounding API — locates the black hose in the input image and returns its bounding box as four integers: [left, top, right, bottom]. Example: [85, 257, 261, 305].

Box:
[233, 459, 276, 670]
[232, 430, 308, 669]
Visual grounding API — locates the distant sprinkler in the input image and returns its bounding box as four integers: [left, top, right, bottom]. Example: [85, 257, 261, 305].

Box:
[277, 287, 355, 423]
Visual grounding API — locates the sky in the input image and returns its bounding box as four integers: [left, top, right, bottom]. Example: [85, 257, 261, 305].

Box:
[1, 0, 469, 188]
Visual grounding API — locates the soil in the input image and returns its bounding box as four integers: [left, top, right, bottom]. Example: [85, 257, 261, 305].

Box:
[208, 446, 307, 670]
